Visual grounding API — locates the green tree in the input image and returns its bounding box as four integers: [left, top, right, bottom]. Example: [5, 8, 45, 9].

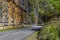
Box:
[30, 0, 60, 16]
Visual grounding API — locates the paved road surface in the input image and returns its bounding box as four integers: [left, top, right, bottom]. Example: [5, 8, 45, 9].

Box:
[0, 26, 42, 40]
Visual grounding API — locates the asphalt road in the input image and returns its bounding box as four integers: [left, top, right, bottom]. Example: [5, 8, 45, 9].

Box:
[0, 26, 42, 40]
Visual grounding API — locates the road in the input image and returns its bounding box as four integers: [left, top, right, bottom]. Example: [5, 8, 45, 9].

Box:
[0, 26, 42, 40]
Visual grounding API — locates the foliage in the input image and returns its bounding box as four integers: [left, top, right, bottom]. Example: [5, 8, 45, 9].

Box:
[37, 17, 60, 40]
[37, 23, 59, 40]
[29, 12, 35, 22]
[34, 0, 60, 40]
[30, 0, 60, 16]
[47, 0, 60, 14]
[38, 0, 55, 16]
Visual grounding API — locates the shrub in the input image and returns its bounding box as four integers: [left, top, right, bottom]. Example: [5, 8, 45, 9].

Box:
[37, 23, 59, 40]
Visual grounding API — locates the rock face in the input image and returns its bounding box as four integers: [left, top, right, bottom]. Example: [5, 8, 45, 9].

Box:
[0, 0, 31, 26]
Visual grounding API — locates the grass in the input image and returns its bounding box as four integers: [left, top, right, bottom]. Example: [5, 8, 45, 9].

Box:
[0, 25, 31, 32]
[37, 20, 60, 40]
[0, 26, 20, 32]
[25, 32, 38, 40]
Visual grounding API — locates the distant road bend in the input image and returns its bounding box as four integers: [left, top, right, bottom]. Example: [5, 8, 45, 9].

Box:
[0, 26, 42, 40]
